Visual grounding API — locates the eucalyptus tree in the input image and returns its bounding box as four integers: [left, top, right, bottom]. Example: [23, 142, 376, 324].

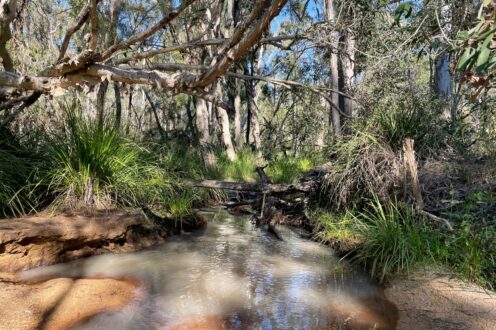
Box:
[0, 0, 288, 167]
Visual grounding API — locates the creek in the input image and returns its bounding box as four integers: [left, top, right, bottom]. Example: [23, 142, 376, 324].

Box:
[24, 209, 397, 329]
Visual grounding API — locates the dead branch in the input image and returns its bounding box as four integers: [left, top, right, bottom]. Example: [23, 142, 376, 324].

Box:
[419, 209, 454, 232]
[186, 179, 317, 194]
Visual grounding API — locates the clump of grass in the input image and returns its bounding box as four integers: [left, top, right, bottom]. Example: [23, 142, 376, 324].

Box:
[354, 198, 443, 282]
[216, 148, 318, 184]
[443, 222, 496, 289]
[40, 109, 172, 209]
[166, 191, 195, 217]
[312, 210, 362, 246]
[0, 150, 34, 216]
[157, 144, 225, 210]
[321, 131, 401, 210]
[159, 143, 208, 180]
[266, 156, 315, 184]
[374, 101, 448, 154]
[313, 197, 496, 288]
[217, 148, 259, 182]
[0, 128, 38, 216]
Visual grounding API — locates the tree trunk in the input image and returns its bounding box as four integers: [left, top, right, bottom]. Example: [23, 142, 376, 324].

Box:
[214, 80, 236, 160]
[234, 75, 243, 148]
[185, 96, 197, 141]
[126, 86, 133, 134]
[342, 31, 355, 118]
[245, 51, 262, 151]
[0, 0, 16, 72]
[326, 0, 341, 137]
[113, 82, 122, 130]
[96, 80, 109, 126]
[434, 53, 452, 98]
[144, 90, 166, 140]
[434, 3, 453, 119]
[195, 97, 216, 169]
[316, 96, 327, 149]
[247, 83, 261, 150]
[86, 86, 97, 120]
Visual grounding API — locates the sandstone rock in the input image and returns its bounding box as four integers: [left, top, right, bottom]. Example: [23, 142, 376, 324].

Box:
[0, 209, 185, 281]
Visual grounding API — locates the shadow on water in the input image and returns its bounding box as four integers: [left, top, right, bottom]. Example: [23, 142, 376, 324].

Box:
[22, 209, 399, 330]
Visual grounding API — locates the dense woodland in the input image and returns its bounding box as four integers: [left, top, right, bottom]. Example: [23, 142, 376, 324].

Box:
[0, 0, 495, 289]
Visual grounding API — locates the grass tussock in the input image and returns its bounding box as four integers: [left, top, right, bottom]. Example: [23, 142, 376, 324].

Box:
[313, 197, 496, 289]
[217, 148, 259, 182]
[0, 149, 34, 216]
[311, 210, 363, 254]
[353, 199, 443, 282]
[266, 155, 315, 184]
[215, 148, 316, 184]
[39, 109, 173, 210]
[321, 131, 401, 210]
[0, 128, 39, 216]
[157, 144, 225, 211]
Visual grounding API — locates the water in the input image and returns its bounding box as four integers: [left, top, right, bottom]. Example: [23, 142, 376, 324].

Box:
[23, 209, 398, 329]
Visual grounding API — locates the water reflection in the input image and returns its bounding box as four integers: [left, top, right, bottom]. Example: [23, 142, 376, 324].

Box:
[23, 209, 398, 329]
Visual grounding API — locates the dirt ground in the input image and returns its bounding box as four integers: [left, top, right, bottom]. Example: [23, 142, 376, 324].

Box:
[384, 273, 496, 330]
[0, 278, 140, 330]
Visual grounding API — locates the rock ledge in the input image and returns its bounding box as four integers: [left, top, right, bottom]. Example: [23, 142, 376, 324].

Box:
[0, 209, 176, 281]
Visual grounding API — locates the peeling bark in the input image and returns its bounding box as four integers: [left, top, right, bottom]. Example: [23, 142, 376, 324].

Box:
[214, 80, 236, 160]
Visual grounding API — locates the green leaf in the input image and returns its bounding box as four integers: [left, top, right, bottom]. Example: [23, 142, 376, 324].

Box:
[468, 21, 484, 36]
[476, 27, 496, 42]
[456, 31, 469, 41]
[482, 32, 494, 48]
[476, 47, 490, 73]
[474, 33, 494, 73]
[458, 47, 475, 70]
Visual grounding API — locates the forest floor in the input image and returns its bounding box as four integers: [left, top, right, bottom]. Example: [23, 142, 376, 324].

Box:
[384, 272, 496, 330]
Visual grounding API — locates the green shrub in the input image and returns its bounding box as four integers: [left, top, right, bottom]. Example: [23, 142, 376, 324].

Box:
[216, 148, 259, 182]
[312, 210, 362, 244]
[321, 131, 401, 210]
[0, 128, 38, 216]
[354, 199, 443, 281]
[266, 155, 315, 184]
[376, 107, 445, 153]
[444, 222, 496, 289]
[40, 109, 172, 209]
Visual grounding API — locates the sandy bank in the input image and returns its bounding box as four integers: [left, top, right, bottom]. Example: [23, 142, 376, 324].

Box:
[385, 274, 496, 330]
[0, 278, 139, 330]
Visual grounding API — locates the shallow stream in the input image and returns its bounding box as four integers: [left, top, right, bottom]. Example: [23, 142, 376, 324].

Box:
[26, 209, 398, 329]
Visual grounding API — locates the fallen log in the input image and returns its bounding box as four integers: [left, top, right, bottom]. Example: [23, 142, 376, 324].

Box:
[185, 179, 317, 194]
[220, 199, 257, 207]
